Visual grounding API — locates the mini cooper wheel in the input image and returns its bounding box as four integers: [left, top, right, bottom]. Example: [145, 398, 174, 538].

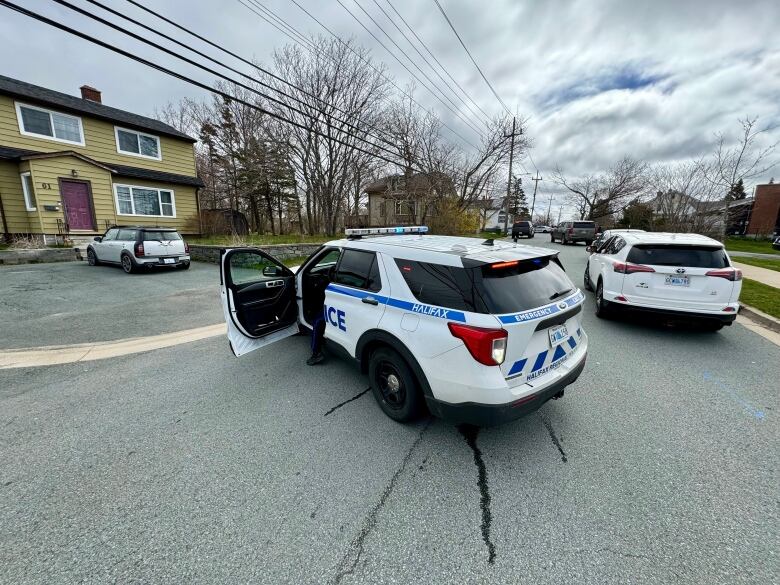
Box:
[87, 248, 99, 266]
[368, 347, 423, 422]
[595, 280, 612, 318]
[584, 264, 593, 291]
[177, 262, 191, 270]
[121, 254, 135, 274]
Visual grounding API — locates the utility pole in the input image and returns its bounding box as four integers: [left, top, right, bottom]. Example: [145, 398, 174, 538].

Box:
[557, 205, 563, 225]
[529, 170, 542, 220]
[503, 116, 519, 234]
[545, 192, 554, 225]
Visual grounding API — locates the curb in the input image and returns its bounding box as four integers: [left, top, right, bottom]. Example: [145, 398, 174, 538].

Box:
[740, 304, 780, 334]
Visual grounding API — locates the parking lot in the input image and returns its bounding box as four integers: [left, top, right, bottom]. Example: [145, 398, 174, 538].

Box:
[1, 242, 777, 584]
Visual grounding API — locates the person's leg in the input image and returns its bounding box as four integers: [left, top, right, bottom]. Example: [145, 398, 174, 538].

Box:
[307, 313, 326, 365]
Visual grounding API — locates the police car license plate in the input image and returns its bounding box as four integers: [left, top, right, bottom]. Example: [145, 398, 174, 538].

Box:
[548, 324, 568, 347]
[665, 275, 689, 286]
[163, 258, 175, 264]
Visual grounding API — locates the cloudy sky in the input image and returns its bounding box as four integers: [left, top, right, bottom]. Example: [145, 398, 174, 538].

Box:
[2, 0, 779, 215]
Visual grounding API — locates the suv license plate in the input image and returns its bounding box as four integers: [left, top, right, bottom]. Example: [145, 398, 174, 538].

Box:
[548, 324, 568, 347]
[163, 258, 175, 264]
[665, 275, 689, 286]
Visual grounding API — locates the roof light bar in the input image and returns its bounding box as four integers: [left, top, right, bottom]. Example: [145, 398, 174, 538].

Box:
[345, 226, 428, 237]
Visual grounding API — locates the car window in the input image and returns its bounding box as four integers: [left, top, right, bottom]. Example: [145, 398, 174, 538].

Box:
[597, 236, 615, 253]
[308, 248, 341, 275]
[626, 245, 728, 268]
[574, 221, 595, 229]
[103, 229, 118, 241]
[395, 259, 475, 311]
[143, 230, 182, 241]
[229, 251, 287, 285]
[117, 229, 137, 241]
[607, 237, 626, 255]
[476, 259, 574, 314]
[334, 249, 381, 291]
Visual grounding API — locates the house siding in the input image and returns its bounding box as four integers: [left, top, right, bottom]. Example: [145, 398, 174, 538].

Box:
[0, 160, 33, 233]
[112, 176, 200, 235]
[0, 95, 196, 176]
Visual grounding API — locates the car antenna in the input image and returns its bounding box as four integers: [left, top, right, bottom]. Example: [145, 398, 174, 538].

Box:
[482, 238, 494, 246]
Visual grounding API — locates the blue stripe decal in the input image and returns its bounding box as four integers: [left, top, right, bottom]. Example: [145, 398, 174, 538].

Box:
[498, 290, 585, 325]
[326, 284, 466, 323]
[531, 350, 548, 373]
[551, 344, 567, 363]
[507, 358, 527, 376]
[567, 336, 577, 350]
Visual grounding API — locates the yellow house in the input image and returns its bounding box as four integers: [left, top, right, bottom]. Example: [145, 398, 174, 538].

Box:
[0, 75, 203, 243]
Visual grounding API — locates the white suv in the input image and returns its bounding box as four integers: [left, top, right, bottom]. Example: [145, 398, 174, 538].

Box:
[219, 227, 589, 426]
[87, 226, 191, 274]
[584, 232, 741, 329]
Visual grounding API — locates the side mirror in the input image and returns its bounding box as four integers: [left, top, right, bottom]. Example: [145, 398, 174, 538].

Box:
[93, 236, 102, 242]
[262, 265, 282, 277]
[585, 245, 593, 253]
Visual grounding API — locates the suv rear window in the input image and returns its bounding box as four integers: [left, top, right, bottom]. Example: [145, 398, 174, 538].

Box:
[573, 221, 595, 228]
[395, 257, 574, 314]
[142, 230, 182, 241]
[626, 245, 728, 268]
[514, 221, 531, 227]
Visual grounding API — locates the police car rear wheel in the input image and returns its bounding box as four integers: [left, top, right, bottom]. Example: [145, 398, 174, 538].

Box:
[369, 347, 423, 422]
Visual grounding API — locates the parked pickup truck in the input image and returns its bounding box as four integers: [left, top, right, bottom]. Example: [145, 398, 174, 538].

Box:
[551, 221, 596, 245]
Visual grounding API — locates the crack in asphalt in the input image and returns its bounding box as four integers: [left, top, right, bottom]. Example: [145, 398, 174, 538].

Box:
[330, 420, 432, 584]
[539, 411, 568, 463]
[324, 387, 371, 417]
[457, 424, 496, 565]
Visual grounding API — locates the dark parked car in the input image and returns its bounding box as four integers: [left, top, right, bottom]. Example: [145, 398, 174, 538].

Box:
[511, 220, 534, 241]
[551, 221, 597, 245]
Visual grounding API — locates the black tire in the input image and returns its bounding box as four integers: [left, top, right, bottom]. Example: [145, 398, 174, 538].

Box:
[178, 262, 191, 270]
[368, 347, 423, 422]
[595, 280, 612, 319]
[86, 247, 99, 266]
[121, 253, 136, 274]
[528, 233, 534, 239]
[584, 263, 593, 291]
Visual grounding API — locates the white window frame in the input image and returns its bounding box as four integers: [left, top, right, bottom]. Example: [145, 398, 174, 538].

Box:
[113, 183, 176, 218]
[395, 199, 416, 216]
[114, 126, 162, 161]
[20, 172, 36, 211]
[15, 101, 85, 146]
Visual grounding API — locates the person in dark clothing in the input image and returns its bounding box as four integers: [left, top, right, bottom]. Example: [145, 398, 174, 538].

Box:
[307, 310, 327, 365]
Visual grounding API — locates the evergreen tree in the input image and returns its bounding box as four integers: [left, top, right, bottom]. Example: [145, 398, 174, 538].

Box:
[508, 176, 530, 217]
[726, 178, 747, 201]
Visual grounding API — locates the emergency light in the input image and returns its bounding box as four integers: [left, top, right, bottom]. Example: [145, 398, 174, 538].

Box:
[345, 226, 428, 238]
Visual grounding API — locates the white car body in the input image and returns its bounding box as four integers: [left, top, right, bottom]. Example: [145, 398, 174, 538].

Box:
[219, 229, 589, 425]
[87, 226, 190, 273]
[585, 232, 741, 325]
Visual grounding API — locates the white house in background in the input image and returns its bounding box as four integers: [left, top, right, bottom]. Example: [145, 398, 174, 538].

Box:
[479, 197, 512, 232]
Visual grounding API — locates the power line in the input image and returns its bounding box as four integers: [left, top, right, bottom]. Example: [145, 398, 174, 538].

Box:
[335, 0, 487, 139]
[239, 0, 316, 50]
[0, 0, 419, 171]
[432, 0, 511, 115]
[383, 0, 492, 123]
[55, 0, 405, 162]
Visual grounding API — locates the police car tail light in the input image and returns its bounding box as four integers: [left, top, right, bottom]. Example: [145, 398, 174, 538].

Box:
[706, 268, 742, 281]
[613, 261, 654, 274]
[447, 323, 507, 366]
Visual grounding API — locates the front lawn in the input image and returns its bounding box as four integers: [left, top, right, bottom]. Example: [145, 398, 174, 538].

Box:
[740, 278, 780, 319]
[732, 256, 780, 273]
[188, 234, 329, 246]
[725, 237, 779, 255]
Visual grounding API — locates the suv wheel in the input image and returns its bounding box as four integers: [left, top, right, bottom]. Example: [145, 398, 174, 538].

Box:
[584, 264, 593, 291]
[595, 280, 612, 318]
[368, 347, 423, 422]
[550, 233, 556, 243]
[87, 248, 99, 266]
[121, 253, 136, 274]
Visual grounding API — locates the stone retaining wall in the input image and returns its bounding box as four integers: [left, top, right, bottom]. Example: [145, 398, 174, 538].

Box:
[188, 243, 322, 264]
[0, 248, 81, 265]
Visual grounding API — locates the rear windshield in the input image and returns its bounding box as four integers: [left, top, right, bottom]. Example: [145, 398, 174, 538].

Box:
[395, 257, 574, 314]
[143, 230, 182, 241]
[573, 221, 595, 228]
[514, 221, 531, 227]
[626, 245, 728, 268]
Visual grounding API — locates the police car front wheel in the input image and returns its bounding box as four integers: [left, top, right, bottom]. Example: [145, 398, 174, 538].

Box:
[368, 347, 424, 422]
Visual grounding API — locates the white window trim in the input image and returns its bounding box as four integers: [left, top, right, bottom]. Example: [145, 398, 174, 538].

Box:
[113, 183, 176, 218]
[14, 101, 85, 146]
[114, 126, 162, 161]
[20, 172, 36, 211]
[395, 199, 417, 215]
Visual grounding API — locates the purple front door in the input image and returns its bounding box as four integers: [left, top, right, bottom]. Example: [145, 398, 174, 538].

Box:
[60, 180, 95, 231]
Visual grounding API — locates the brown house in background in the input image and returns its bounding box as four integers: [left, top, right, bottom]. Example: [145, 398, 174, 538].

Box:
[746, 183, 780, 236]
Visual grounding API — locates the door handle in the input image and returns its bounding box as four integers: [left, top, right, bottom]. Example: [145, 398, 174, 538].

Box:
[362, 296, 379, 306]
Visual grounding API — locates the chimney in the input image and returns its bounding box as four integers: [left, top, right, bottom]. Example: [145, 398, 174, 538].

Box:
[79, 85, 101, 103]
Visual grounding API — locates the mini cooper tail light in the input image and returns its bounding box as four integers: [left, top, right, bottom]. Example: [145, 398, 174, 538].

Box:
[613, 261, 655, 274]
[706, 268, 742, 281]
[447, 323, 507, 366]
[184, 241, 190, 253]
[135, 242, 145, 257]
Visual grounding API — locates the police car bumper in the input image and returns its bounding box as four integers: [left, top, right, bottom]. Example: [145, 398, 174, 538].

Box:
[425, 355, 586, 427]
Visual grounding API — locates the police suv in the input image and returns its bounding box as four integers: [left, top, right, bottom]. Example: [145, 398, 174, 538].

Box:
[219, 227, 588, 426]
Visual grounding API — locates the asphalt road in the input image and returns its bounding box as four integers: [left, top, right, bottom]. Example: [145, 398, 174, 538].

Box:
[1, 241, 778, 584]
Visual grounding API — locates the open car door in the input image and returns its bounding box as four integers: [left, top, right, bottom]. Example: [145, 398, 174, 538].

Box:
[220, 248, 299, 357]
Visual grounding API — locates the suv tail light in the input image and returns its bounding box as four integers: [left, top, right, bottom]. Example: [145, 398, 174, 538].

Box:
[567, 227, 573, 235]
[706, 268, 742, 281]
[447, 323, 507, 366]
[135, 242, 145, 257]
[613, 261, 654, 274]
[184, 241, 190, 254]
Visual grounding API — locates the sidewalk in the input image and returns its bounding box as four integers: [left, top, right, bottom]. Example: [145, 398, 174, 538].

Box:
[732, 261, 780, 288]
